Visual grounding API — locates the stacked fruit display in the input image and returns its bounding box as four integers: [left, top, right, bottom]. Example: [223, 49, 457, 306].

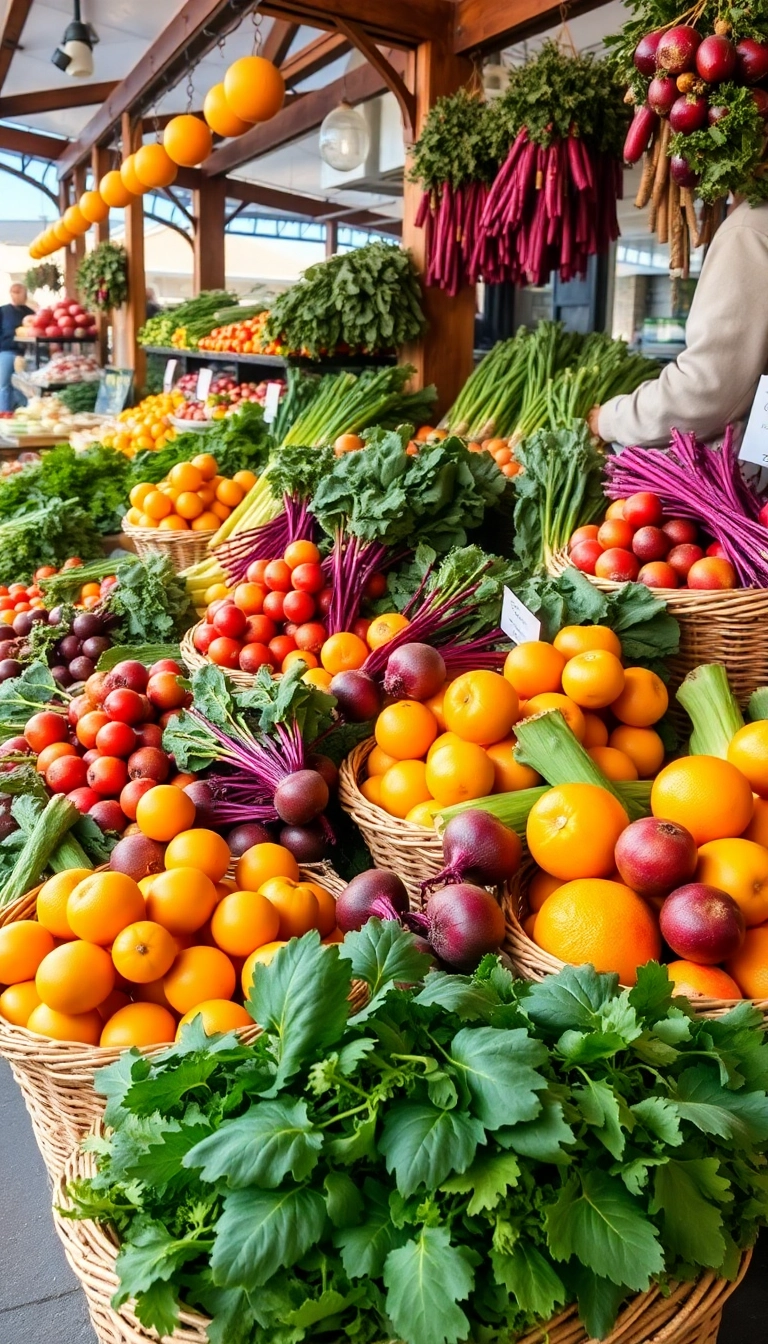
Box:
[0, 808, 340, 1047]
[100, 392, 182, 455]
[467, 435, 520, 478]
[198, 310, 280, 355]
[568, 489, 737, 588]
[18, 299, 98, 343]
[124, 454, 256, 534]
[0, 559, 118, 685]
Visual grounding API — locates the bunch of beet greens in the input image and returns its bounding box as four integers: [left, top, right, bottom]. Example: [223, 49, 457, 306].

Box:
[215, 446, 332, 584]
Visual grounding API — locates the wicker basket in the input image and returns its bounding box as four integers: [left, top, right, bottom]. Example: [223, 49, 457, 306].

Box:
[0, 863, 346, 1179]
[121, 518, 216, 572]
[550, 548, 768, 708]
[52, 1131, 750, 1344]
[338, 739, 444, 907]
[180, 622, 260, 690]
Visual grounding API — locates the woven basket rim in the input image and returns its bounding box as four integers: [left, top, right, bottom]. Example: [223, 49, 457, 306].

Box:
[180, 622, 260, 689]
[121, 517, 217, 544]
[339, 737, 443, 844]
[549, 547, 768, 604]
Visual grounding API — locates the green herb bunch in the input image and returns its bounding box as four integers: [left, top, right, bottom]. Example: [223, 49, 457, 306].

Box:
[68, 933, 768, 1344]
[136, 292, 238, 348]
[670, 83, 768, 204]
[0, 443, 133, 535]
[408, 88, 506, 192]
[76, 242, 128, 313]
[0, 499, 102, 584]
[497, 41, 630, 155]
[41, 553, 195, 645]
[24, 262, 62, 293]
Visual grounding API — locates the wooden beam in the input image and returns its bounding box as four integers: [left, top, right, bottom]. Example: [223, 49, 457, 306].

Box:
[335, 19, 415, 139]
[142, 110, 203, 134]
[193, 177, 226, 291]
[280, 31, 349, 86]
[0, 0, 34, 95]
[59, 179, 77, 296]
[0, 124, 67, 160]
[453, 0, 609, 53]
[71, 162, 87, 276]
[325, 219, 337, 257]
[261, 19, 298, 67]
[256, 0, 454, 47]
[0, 81, 117, 118]
[204, 55, 404, 176]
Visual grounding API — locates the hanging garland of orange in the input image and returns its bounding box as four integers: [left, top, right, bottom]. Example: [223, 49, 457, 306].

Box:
[163, 114, 213, 167]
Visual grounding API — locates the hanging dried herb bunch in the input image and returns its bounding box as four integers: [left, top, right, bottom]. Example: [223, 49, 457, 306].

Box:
[23, 262, 62, 293]
[76, 241, 128, 313]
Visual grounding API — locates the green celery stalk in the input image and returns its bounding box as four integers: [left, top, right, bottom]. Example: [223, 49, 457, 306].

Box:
[748, 687, 768, 721]
[437, 779, 652, 836]
[513, 710, 647, 820]
[676, 664, 744, 758]
[1, 795, 80, 907]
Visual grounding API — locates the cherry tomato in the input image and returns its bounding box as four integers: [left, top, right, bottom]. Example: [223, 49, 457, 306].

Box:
[208, 636, 242, 669]
[294, 622, 327, 653]
[263, 590, 285, 622]
[238, 642, 274, 673]
[194, 623, 216, 654]
[244, 614, 277, 644]
[25, 711, 68, 753]
[283, 589, 315, 624]
[213, 603, 247, 640]
[364, 572, 387, 599]
[291, 562, 324, 594]
[104, 688, 146, 726]
[264, 559, 292, 592]
[246, 559, 269, 584]
[269, 634, 297, 663]
[95, 721, 137, 758]
[87, 755, 129, 797]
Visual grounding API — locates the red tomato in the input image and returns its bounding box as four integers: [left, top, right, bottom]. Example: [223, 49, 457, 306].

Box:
[233, 583, 266, 615]
[291, 562, 324, 594]
[213, 603, 247, 640]
[246, 559, 269, 584]
[25, 711, 68, 753]
[104, 688, 146, 726]
[66, 786, 102, 814]
[194, 623, 216, 654]
[146, 672, 186, 711]
[0, 597, 13, 612]
[269, 634, 296, 663]
[623, 492, 664, 529]
[68, 694, 93, 727]
[149, 659, 182, 677]
[95, 721, 137, 758]
[263, 590, 285, 622]
[594, 548, 640, 583]
[294, 621, 327, 653]
[119, 778, 157, 820]
[208, 637, 242, 669]
[87, 755, 129, 797]
[596, 519, 634, 551]
[283, 589, 315, 624]
[46, 754, 89, 794]
[570, 524, 600, 547]
[238, 642, 274, 673]
[316, 587, 334, 616]
[570, 540, 604, 575]
[244, 614, 277, 644]
[264, 559, 292, 592]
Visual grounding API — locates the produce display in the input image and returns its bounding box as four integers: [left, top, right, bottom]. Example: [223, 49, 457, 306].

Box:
[137, 292, 239, 349]
[173, 376, 285, 422]
[198, 308, 281, 355]
[17, 298, 98, 344]
[125, 455, 257, 534]
[25, 352, 100, 388]
[99, 391, 182, 454]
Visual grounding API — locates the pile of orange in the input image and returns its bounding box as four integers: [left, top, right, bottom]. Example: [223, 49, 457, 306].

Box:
[124, 454, 257, 533]
[0, 784, 340, 1047]
[466, 436, 520, 479]
[101, 392, 183, 456]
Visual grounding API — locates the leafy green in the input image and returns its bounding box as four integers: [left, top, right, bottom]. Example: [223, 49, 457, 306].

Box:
[76, 241, 128, 312]
[496, 40, 629, 155]
[0, 444, 131, 535]
[512, 423, 605, 573]
[409, 88, 505, 191]
[130, 401, 272, 486]
[0, 662, 67, 736]
[0, 499, 102, 583]
[100, 554, 196, 645]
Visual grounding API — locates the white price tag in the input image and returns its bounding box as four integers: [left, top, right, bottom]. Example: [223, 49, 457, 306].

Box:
[739, 375, 768, 467]
[263, 381, 282, 425]
[500, 587, 541, 646]
[162, 359, 177, 393]
[196, 367, 213, 400]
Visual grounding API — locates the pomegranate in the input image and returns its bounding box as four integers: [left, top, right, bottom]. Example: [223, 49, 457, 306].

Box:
[656, 25, 702, 75]
[669, 95, 709, 134]
[648, 74, 678, 116]
[614, 816, 698, 900]
[695, 34, 736, 82]
[735, 38, 768, 84]
[660, 883, 745, 964]
[634, 29, 664, 75]
[670, 155, 700, 187]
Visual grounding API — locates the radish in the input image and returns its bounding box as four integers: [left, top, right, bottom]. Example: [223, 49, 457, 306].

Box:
[624, 105, 658, 164]
[416, 884, 506, 971]
[634, 30, 664, 75]
[648, 75, 677, 117]
[735, 38, 768, 84]
[669, 95, 708, 134]
[337, 869, 409, 932]
[657, 26, 701, 75]
[383, 643, 446, 701]
[696, 35, 736, 83]
[670, 155, 699, 187]
[425, 810, 522, 892]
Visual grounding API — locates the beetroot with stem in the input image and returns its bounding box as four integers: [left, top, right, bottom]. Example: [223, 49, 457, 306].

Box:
[329, 670, 382, 723]
[336, 869, 409, 933]
[383, 643, 446, 702]
[410, 884, 506, 972]
[423, 810, 522, 894]
[273, 769, 329, 825]
[648, 75, 678, 117]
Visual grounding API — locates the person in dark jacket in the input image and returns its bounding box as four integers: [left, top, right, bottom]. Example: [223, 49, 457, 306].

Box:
[0, 283, 33, 412]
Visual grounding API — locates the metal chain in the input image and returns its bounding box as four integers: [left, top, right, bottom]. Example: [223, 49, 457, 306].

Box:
[185, 70, 195, 113]
[251, 2, 263, 55]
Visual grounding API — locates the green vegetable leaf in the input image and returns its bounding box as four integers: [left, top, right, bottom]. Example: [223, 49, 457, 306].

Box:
[442, 1151, 520, 1214]
[566, 1265, 627, 1341]
[448, 1026, 548, 1129]
[184, 1098, 323, 1188]
[203, 1287, 258, 1344]
[575, 1079, 630, 1160]
[324, 1171, 364, 1228]
[497, 1099, 576, 1164]
[545, 1170, 665, 1290]
[383, 1227, 474, 1344]
[211, 1186, 326, 1291]
[133, 1280, 180, 1337]
[284, 1287, 366, 1329]
[650, 1159, 728, 1267]
[339, 919, 431, 1020]
[113, 1219, 201, 1305]
[379, 1101, 484, 1198]
[628, 962, 676, 1023]
[335, 1179, 404, 1278]
[630, 1097, 683, 1148]
[490, 1240, 566, 1319]
[675, 1067, 768, 1146]
[523, 964, 619, 1032]
[414, 973, 501, 1022]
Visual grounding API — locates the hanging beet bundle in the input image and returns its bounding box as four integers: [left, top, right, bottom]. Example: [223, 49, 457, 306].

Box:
[408, 88, 505, 294]
[609, 2, 768, 271]
[482, 42, 629, 286]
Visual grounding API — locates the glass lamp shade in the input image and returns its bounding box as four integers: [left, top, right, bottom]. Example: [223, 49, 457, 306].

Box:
[318, 101, 370, 172]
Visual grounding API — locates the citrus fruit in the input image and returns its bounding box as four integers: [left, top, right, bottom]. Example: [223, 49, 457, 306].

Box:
[0, 980, 40, 1026]
[0, 921, 55, 983]
[241, 941, 288, 993]
[136, 784, 196, 841]
[520, 693, 586, 741]
[526, 783, 629, 879]
[111, 920, 178, 983]
[366, 612, 410, 649]
[533, 878, 661, 985]
[553, 625, 622, 659]
[164, 113, 213, 167]
[425, 740, 495, 806]
[727, 721, 768, 797]
[146, 867, 219, 934]
[177, 999, 252, 1038]
[258, 877, 320, 939]
[163, 946, 236, 1014]
[743, 798, 768, 847]
[726, 926, 768, 999]
[485, 738, 541, 792]
[211, 890, 280, 957]
[134, 143, 177, 188]
[99, 170, 133, 208]
[205, 80, 252, 136]
[610, 667, 668, 726]
[527, 870, 563, 913]
[561, 650, 625, 709]
[164, 828, 230, 883]
[380, 760, 432, 818]
[235, 842, 299, 891]
[100, 1003, 177, 1049]
[366, 745, 399, 776]
[427, 732, 462, 762]
[587, 746, 639, 782]
[651, 755, 754, 845]
[443, 670, 519, 745]
[503, 642, 565, 697]
[36, 867, 92, 939]
[666, 960, 742, 1000]
[405, 800, 441, 827]
[608, 725, 665, 778]
[67, 871, 145, 945]
[26, 1004, 102, 1044]
[35, 941, 115, 1014]
[223, 55, 285, 123]
[374, 700, 438, 760]
[361, 775, 383, 806]
[320, 632, 368, 675]
[97, 990, 131, 1023]
[582, 714, 609, 748]
[424, 687, 447, 728]
[695, 838, 768, 926]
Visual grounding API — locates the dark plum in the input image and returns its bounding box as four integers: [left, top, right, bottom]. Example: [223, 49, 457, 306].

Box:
[279, 821, 328, 863]
[58, 634, 81, 662]
[274, 769, 329, 826]
[81, 635, 111, 661]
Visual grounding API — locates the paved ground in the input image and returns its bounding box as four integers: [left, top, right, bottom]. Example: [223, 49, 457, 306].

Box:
[0, 1056, 766, 1344]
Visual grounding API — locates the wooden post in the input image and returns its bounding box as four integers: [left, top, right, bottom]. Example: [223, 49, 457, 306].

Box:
[71, 163, 87, 282]
[325, 219, 338, 257]
[117, 112, 146, 388]
[59, 179, 78, 296]
[401, 39, 475, 418]
[92, 146, 111, 367]
[193, 176, 226, 292]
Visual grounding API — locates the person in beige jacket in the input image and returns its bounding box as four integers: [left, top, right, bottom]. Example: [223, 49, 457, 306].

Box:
[592, 199, 768, 446]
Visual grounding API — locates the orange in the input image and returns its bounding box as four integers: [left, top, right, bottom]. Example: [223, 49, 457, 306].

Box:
[134, 977, 172, 1009]
[35, 941, 115, 1014]
[695, 838, 768, 926]
[0, 980, 40, 1026]
[0, 921, 55, 983]
[120, 155, 145, 195]
[582, 714, 609, 749]
[553, 625, 622, 660]
[64, 204, 87, 235]
[284, 540, 321, 568]
[111, 921, 178, 983]
[485, 738, 541, 792]
[36, 868, 91, 940]
[159, 515, 189, 532]
[427, 732, 463, 763]
[366, 613, 410, 650]
[320, 632, 369, 675]
[164, 946, 236, 1014]
[176, 491, 204, 520]
[443, 671, 518, 746]
[79, 189, 109, 224]
[527, 783, 629, 879]
[667, 961, 742, 1000]
[136, 784, 196, 841]
[561, 650, 625, 709]
[191, 453, 219, 481]
[503, 642, 566, 698]
[610, 668, 668, 726]
[727, 721, 768, 797]
[726, 926, 768, 999]
[211, 890, 280, 957]
[146, 868, 219, 934]
[177, 999, 252, 1038]
[533, 878, 661, 985]
[303, 668, 333, 691]
[405, 800, 441, 828]
[608, 725, 665, 778]
[67, 872, 145, 945]
[164, 114, 213, 167]
[97, 990, 131, 1023]
[424, 687, 447, 729]
[100, 1003, 176, 1049]
[361, 775, 383, 806]
[134, 143, 178, 189]
[169, 461, 204, 492]
[375, 700, 438, 760]
[235, 842, 299, 892]
[224, 55, 285, 123]
[380, 760, 432, 818]
[743, 797, 768, 847]
[367, 744, 399, 776]
[425, 740, 495, 806]
[258, 877, 320, 939]
[304, 882, 337, 938]
[216, 479, 244, 508]
[587, 746, 638, 782]
[520, 693, 586, 742]
[651, 756, 754, 845]
[242, 941, 288, 993]
[165, 828, 230, 883]
[26, 1004, 102, 1044]
[528, 870, 562, 913]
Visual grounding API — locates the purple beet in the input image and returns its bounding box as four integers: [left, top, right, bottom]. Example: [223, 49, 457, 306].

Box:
[279, 821, 328, 863]
[669, 94, 709, 133]
[708, 103, 729, 124]
[384, 643, 446, 702]
[329, 670, 382, 723]
[68, 655, 95, 683]
[420, 884, 506, 972]
[182, 780, 218, 828]
[336, 869, 409, 933]
[648, 74, 678, 117]
[227, 821, 274, 857]
[752, 88, 768, 118]
[57, 634, 80, 662]
[0, 659, 22, 681]
[425, 810, 522, 893]
[274, 769, 329, 826]
[0, 626, 14, 644]
[660, 883, 745, 964]
[634, 29, 664, 75]
[670, 155, 700, 186]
